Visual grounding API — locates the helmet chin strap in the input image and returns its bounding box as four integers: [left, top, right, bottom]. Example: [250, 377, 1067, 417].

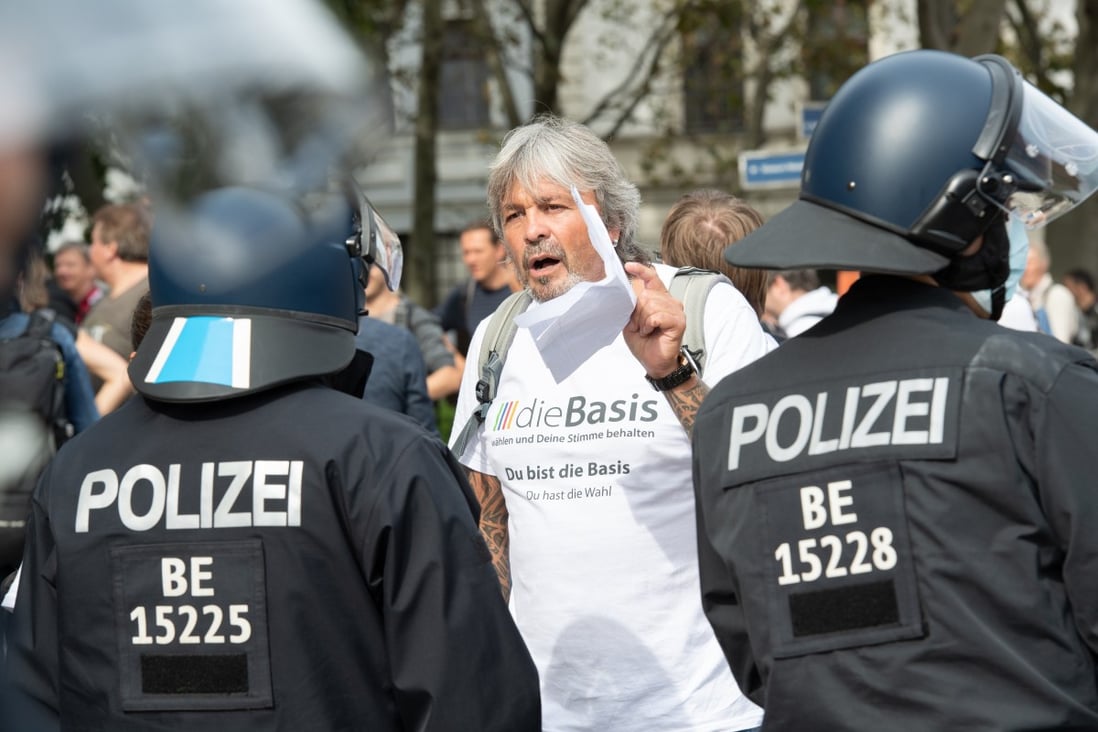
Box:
[931, 215, 1010, 319]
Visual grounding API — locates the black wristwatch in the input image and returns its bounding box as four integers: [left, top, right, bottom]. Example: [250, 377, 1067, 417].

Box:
[645, 348, 698, 391]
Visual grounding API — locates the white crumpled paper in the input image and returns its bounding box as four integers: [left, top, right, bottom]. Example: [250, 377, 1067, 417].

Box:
[513, 185, 637, 382]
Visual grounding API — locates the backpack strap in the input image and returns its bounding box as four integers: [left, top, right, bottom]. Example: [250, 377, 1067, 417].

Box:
[25, 308, 57, 341]
[667, 267, 730, 377]
[22, 309, 71, 445]
[451, 289, 532, 458]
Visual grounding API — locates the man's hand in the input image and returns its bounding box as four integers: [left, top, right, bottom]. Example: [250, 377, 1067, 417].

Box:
[623, 261, 685, 378]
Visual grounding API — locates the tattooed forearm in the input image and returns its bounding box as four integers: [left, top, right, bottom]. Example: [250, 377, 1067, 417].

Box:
[466, 469, 511, 600]
[664, 375, 709, 437]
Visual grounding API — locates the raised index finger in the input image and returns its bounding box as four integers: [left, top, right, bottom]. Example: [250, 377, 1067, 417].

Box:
[624, 261, 668, 295]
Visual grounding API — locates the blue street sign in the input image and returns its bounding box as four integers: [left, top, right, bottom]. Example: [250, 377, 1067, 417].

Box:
[739, 149, 805, 190]
[800, 102, 827, 140]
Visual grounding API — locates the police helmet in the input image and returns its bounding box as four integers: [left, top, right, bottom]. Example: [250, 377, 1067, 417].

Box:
[726, 50, 1098, 276]
[129, 186, 403, 403]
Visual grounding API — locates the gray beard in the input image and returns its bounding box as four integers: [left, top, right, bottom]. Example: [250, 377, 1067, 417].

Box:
[528, 270, 584, 302]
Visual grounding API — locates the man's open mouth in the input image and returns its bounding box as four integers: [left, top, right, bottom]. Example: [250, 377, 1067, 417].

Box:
[529, 255, 561, 274]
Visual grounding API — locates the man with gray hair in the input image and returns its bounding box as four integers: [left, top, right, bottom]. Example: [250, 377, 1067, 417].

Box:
[1019, 236, 1080, 343]
[450, 114, 770, 732]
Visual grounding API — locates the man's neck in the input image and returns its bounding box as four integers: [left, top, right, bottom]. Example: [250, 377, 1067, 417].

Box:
[366, 290, 400, 317]
[105, 264, 147, 299]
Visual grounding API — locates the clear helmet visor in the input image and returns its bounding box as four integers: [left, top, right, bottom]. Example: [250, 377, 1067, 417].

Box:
[345, 181, 402, 292]
[1001, 80, 1098, 228]
[366, 206, 404, 292]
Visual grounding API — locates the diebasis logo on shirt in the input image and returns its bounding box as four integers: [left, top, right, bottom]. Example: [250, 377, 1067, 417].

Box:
[491, 393, 659, 431]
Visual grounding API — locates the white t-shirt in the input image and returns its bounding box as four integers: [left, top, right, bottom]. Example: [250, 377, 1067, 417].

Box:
[779, 286, 838, 338]
[451, 264, 770, 732]
[997, 291, 1039, 332]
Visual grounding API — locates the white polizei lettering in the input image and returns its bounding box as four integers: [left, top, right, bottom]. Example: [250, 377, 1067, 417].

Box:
[215, 462, 253, 528]
[119, 464, 167, 532]
[808, 392, 839, 455]
[165, 464, 200, 530]
[850, 381, 897, 448]
[828, 480, 858, 525]
[765, 394, 812, 462]
[727, 402, 769, 470]
[929, 377, 949, 444]
[72, 460, 309, 532]
[288, 460, 303, 526]
[838, 386, 860, 450]
[200, 463, 215, 528]
[800, 486, 827, 530]
[76, 469, 119, 533]
[725, 377, 954, 472]
[253, 460, 289, 527]
[891, 378, 934, 445]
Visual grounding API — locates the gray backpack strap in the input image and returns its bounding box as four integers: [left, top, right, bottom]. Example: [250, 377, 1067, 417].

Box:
[451, 289, 533, 458]
[668, 267, 731, 377]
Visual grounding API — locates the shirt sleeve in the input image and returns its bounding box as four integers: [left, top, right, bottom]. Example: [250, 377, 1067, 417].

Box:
[4, 465, 62, 731]
[1045, 285, 1081, 345]
[1026, 360, 1098, 656]
[52, 323, 99, 433]
[400, 330, 439, 435]
[408, 303, 456, 374]
[700, 281, 777, 386]
[691, 433, 765, 707]
[360, 432, 541, 731]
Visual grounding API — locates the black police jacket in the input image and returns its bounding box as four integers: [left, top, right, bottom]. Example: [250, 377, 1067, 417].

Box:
[4, 382, 540, 731]
[693, 276, 1098, 731]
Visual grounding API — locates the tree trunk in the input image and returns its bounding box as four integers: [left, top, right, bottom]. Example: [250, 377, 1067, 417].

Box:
[410, 0, 442, 305]
[917, 0, 1006, 54]
[951, 0, 1008, 55]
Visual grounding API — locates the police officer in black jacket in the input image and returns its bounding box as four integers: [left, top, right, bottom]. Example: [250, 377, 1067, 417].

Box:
[4, 186, 541, 730]
[693, 50, 1098, 731]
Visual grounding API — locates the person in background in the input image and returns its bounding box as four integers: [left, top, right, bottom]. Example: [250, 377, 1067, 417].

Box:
[450, 114, 768, 732]
[996, 290, 1040, 332]
[1019, 236, 1080, 342]
[435, 220, 520, 356]
[764, 268, 838, 339]
[1062, 267, 1098, 351]
[51, 241, 103, 324]
[83, 202, 150, 359]
[355, 315, 438, 434]
[364, 264, 462, 402]
[1, 241, 98, 594]
[659, 188, 770, 318]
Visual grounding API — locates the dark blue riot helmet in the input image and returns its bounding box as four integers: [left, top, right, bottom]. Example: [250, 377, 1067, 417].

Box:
[128, 186, 402, 403]
[726, 50, 1098, 300]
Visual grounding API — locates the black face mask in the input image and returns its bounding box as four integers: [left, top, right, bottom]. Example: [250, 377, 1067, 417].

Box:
[932, 215, 1010, 318]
